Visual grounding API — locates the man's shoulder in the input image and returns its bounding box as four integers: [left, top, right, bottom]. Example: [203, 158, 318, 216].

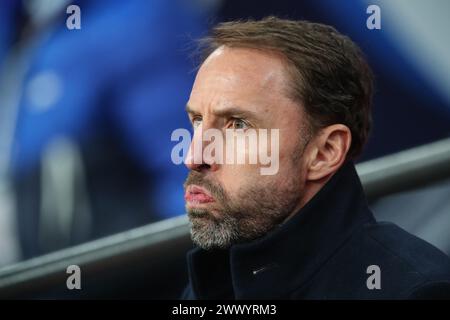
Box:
[362, 221, 450, 280]
[295, 221, 450, 299]
[362, 221, 450, 299]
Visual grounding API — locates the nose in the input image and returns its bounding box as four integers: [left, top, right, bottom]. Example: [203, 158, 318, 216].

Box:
[184, 125, 220, 172]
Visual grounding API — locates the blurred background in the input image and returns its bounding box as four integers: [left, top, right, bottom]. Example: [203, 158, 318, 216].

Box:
[0, 0, 216, 264]
[0, 0, 449, 298]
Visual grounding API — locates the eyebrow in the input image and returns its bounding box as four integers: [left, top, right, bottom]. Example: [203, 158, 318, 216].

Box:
[185, 104, 261, 121]
[185, 104, 199, 116]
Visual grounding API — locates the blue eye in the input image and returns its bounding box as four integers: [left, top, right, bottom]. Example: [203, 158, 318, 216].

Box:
[232, 118, 249, 129]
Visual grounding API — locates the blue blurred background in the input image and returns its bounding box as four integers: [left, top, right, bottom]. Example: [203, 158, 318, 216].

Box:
[0, 0, 449, 266]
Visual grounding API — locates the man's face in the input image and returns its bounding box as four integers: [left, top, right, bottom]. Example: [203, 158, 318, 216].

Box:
[184, 46, 309, 250]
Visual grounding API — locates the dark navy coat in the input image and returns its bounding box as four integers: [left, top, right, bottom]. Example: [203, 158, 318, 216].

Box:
[181, 161, 450, 299]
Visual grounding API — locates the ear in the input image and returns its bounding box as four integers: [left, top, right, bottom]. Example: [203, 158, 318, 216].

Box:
[305, 124, 351, 181]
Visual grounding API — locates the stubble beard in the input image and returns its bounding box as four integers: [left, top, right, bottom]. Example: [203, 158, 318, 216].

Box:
[184, 167, 303, 250]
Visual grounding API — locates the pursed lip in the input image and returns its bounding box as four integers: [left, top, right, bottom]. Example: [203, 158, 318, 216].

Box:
[184, 184, 215, 204]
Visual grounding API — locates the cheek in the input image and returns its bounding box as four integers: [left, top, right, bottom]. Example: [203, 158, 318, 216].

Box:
[276, 141, 294, 169]
[216, 163, 260, 194]
[277, 141, 305, 183]
[215, 129, 301, 193]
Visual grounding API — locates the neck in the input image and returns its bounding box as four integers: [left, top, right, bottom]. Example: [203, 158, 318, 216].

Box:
[283, 172, 334, 224]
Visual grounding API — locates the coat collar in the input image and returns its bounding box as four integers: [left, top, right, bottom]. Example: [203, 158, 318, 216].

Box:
[186, 161, 375, 299]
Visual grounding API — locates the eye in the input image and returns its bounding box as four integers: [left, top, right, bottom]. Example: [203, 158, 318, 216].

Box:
[192, 117, 202, 129]
[231, 118, 249, 130]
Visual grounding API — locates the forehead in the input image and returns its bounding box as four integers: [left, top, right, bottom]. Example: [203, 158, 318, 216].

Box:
[189, 46, 292, 113]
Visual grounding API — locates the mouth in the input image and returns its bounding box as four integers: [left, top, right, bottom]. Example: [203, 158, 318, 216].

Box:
[184, 184, 215, 206]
